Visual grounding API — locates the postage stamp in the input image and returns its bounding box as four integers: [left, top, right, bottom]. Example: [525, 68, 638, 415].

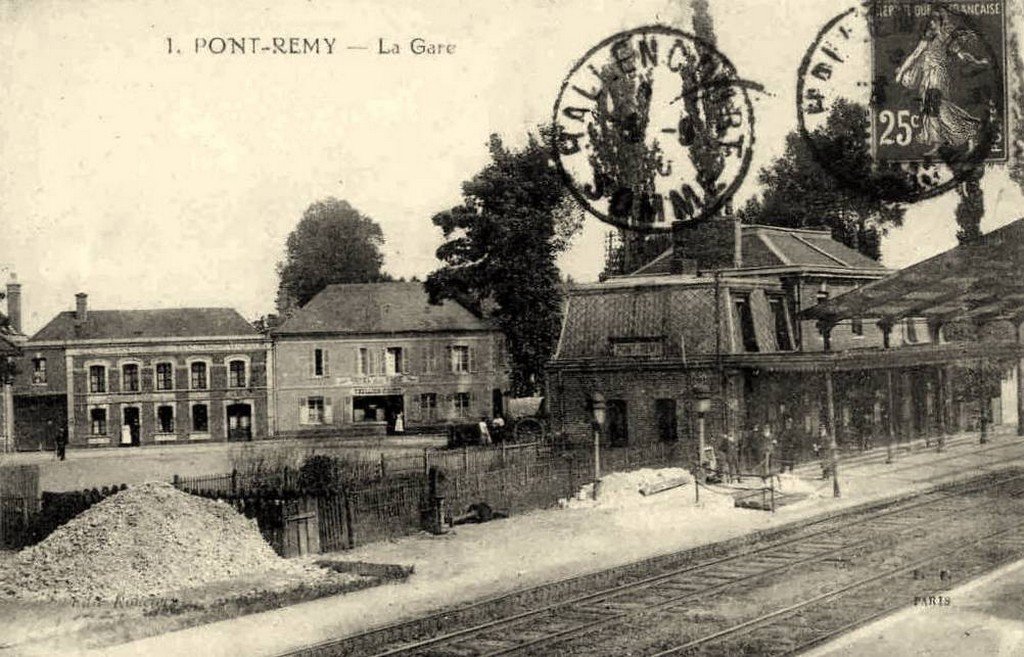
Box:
[797, 0, 1008, 203]
[552, 25, 756, 232]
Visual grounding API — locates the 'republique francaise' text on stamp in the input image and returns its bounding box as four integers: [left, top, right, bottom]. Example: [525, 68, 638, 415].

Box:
[553, 26, 755, 232]
[797, 0, 1007, 203]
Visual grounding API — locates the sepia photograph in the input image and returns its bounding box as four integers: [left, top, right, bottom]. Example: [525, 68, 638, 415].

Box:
[1, 0, 1024, 655]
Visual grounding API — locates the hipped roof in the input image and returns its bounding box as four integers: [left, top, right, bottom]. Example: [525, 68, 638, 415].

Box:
[274, 282, 493, 335]
[631, 224, 886, 276]
[32, 308, 258, 342]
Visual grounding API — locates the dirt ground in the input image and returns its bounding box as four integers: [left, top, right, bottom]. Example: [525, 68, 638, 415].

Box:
[0, 551, 402, 656]
[0, 435, 445, 492]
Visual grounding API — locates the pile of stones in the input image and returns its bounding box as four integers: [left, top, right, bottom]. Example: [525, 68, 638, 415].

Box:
[0, 482, 308, 603]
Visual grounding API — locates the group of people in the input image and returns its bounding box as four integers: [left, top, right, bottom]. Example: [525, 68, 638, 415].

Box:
[704, 421, 834, 483]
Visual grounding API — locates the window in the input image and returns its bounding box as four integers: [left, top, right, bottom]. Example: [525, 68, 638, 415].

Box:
[155, 363, 174, 390]
[768, 297, 793, 351]
[454, 391, 471, 418]
[31, 357, 46, 384]
[851, 318, 864, 337]
[420, 393, 438, 421]
[421, 346, 439, 374]
[192, 404, 209, 433]
[190, 362, 208, 390]
[385, 347, 404, 375]
[306, 396, 325, 424]
[89, 365, 106, 393]
[157, 405, 174, 433]
[905, 318, 919, 343]
[229, 360, 247, 388]
[450, 346, 470, 373]
[357, 348, 370, 375]
[734, 297, 759, 353]
[313, 348, 326, 377]
[122, 364, 140, 392]
[90, 407, 107, 435]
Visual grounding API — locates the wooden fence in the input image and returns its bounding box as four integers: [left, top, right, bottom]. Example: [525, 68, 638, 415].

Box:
[0, 465, 39, 498]
[171, 440, 688, 555]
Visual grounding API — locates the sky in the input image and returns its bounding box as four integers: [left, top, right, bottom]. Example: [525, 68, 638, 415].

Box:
[1, 0, 1022, 335]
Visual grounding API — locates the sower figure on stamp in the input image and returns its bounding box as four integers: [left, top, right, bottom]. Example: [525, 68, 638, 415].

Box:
[894, 6, 990, 156]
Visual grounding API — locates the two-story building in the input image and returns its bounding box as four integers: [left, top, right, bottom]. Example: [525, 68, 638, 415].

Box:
[13, 293, 271, 450]
[271, 282, 509, 437]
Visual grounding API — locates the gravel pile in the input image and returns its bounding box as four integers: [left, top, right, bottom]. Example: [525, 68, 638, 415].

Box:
[0, 482, 305, 603]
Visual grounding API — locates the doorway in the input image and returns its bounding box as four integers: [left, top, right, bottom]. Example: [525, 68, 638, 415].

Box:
[122, 406, 140, 446]
[655, 399, 678, 442]
[353, 395, 405, 434]
[606, 399, 629, 447]
[226, 403, 252, 441]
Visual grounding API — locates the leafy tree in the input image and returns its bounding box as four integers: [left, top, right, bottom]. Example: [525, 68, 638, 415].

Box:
[276, 198, 391, 311]
[954, 175, 985, 244]
[426, 129, 583, 395]
[738, 100, 906, 259]
[601, 0, 731, 276]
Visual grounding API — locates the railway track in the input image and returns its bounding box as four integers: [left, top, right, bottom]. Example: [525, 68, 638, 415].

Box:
[279, 469, 1024, 657]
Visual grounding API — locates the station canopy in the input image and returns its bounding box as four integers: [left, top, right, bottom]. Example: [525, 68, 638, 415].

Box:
[803, 219, 1024, 328]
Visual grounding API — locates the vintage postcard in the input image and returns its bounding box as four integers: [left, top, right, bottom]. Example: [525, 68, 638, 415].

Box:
[1, 0, 1023, 655]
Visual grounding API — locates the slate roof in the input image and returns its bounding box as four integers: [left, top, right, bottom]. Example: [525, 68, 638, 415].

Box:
[0, 333, 20, 355]
[274, 282, 493, 335]
[630, 225, 886, 276]
[31, 308, 259, 342]
[803, 218, 1024, 325]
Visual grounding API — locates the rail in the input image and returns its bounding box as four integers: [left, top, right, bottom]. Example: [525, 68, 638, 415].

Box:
[273, 469, 1024, 657]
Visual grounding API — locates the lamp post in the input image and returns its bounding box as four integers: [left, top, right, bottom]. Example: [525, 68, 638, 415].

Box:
[590, 393, 606, 500]
[695, 388, 712, 504]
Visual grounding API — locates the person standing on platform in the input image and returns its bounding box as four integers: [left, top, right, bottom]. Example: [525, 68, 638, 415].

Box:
[724, 430, 742, 483]
[761, 424, 776, 475]
[55, 425, 68, 461]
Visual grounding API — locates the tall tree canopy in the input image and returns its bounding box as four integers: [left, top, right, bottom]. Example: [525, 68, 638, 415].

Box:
[739, 100, 906, 260]
[426, 129, 582, 396]
[276, 198, 391, 311]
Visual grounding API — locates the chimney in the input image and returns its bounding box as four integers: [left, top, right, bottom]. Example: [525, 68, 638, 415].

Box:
[6, 274, 21, 334]
[75, 293, 88, 322]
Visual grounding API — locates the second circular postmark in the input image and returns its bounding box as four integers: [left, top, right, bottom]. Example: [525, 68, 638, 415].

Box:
[552, 26, 758, 233]
[797, 1, 1007, 204]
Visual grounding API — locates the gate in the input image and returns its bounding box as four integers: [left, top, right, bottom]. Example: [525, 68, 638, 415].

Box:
[316, 494, 353, 552]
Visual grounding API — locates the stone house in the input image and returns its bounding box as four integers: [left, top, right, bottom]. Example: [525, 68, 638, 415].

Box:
[271, 282, 509, 437]
[12, 293, 270, 450]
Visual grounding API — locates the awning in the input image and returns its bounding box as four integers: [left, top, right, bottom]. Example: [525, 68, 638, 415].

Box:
[801, 219, 1024, 327]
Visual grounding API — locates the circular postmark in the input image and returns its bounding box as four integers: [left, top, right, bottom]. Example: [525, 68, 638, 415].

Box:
[797, 2, 1006, 204]
[552, 26, 757, 233]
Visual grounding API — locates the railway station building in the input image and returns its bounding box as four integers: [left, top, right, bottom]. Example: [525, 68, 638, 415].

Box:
[546, 218, 1024, 467]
